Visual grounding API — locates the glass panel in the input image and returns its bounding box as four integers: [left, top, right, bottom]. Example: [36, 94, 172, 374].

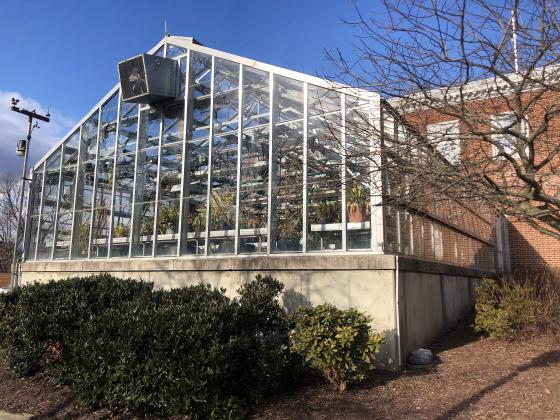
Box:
[156, 199, 180, 256]
[207, 59, 239, 254]
[345, 97, 372, 249]
[71, 210, 91, 259]
[181, 135, 209, 255]
[308, 86, 340, 116]
[208, 134, 238, 254]
[243, 67, 270, 128]
[132, 202, 155, 257]
[54, 165, 76, 259]
[214, 58, 239, 135]
[154, 45, 164, 57]
[307, 86, 342, 251]
[98, 93, 118, 158]
[132, 106, 160, 257]
[37, 151, 61, 259]
[166, 43, 188, 58]
[179, 57, 187, 98]
[180, 52, 211, 255]
[62, 130, 80, 166]
[138, 108, 161, 149]
[156, 118, 183, 256]
[81, 111, 99, 162]
[162, 102, 184, 145]
[239, 127, 269, 254]
[271, 76, 304, 252]
[26, 168, 43, 260]
[29, 169, 43, 216]
[90, 158, 113, 258]
[26, 215, 39, 260]
[111, 205, 131, 257]
[118, 102, 139, 154]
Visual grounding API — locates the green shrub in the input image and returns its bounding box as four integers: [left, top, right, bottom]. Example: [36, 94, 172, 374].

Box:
[289, 304, 384, 393]
[0, 274, 290, 419]
[474, 277, 539, 339]
[0, 274, 153, 377]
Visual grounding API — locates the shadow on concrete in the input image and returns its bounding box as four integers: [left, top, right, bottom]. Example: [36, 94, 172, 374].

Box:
[282, 288, 312, 314]
[434, 349, 560, 420]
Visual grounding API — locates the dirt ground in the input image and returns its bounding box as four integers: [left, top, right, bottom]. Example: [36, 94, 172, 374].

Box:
[253, 318, 560, 420]
[0, 318, 558, 419]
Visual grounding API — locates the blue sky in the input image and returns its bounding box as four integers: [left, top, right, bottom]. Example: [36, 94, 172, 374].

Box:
[0, 0, 375, 174]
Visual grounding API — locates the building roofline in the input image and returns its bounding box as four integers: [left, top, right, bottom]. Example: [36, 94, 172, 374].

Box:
[32, 35, 378, 172]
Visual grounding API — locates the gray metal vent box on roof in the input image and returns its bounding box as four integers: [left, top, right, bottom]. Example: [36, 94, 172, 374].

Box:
[118, 54, 177, 104]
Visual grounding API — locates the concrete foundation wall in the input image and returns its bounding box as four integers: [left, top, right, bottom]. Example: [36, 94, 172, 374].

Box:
[398, 270, 478, 364]
[20, 254, 490, 371]
[20, 254, 400, 370]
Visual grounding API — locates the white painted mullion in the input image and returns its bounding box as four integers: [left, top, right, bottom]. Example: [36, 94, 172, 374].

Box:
[341, 93, 347, 252]
[371, 98, 384, 252]
[50, 148, 64, 260]
[33, 164, 46, 260]
[234, 63, 243, 254]
[107, 91, 122, 258]
[128, 106, 142, 258]
[69, 126, 83, 259]
[204, 56, 216, 256]
[302, 83, 308, 253]
[266, 72, 274, 255]
[87, 111, 102, 259]
[153, 108, 164, 257]
[177, 50, 191, 256]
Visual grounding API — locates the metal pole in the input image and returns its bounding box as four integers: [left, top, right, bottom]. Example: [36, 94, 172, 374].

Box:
[11, 116, 33, 288]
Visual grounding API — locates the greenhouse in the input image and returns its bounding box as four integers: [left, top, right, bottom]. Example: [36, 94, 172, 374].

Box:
[22, 36, 495, 270]
[20, 35, 498, 371]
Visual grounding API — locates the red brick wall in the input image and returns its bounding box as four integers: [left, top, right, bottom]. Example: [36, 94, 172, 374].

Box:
[507, 218, 560, 269]
[403, 89, 560, 269]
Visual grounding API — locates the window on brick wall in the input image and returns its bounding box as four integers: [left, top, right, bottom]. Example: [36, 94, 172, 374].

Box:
[432, 223, 443, 260]
[491, 111, 528, 158]
[427, 120, 460, 164]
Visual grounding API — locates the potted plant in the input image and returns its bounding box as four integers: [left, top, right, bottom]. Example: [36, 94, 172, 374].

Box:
[140, 219, 154, 236]
[315, 201, 341, 224]
[159, 206, 179, 234]
[113, 223, 129, 238]
[347, 183, 370, 223]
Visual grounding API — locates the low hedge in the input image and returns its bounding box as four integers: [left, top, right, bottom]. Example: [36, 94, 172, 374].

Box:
[0, 274, 289, 418]
[0, 274, 384, 418]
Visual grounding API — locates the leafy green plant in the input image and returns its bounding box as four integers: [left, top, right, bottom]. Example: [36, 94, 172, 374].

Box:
[474, 277, 540, 339]
[158, 205, 179, 233]
[112, 223, 128, 238]
[289, 304, 384, 393]
[315, 201, 341, 224]
[140, 218, 154, 236]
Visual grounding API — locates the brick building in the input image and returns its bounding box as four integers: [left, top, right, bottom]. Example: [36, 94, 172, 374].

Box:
[400, 78, 560, 272]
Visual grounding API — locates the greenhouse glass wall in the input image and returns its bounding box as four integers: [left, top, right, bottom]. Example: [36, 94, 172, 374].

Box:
[23, 36, 496, 271]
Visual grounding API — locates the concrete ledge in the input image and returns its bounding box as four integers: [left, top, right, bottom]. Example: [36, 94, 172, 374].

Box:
[397, 256, 495, 278]
[21, 253, 397, 273]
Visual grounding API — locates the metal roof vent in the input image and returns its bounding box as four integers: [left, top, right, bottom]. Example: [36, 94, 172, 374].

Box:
[118, 54, 177, 104]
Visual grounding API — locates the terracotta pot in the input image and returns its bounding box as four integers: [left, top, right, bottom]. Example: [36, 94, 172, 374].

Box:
[347, 203, 368, 223]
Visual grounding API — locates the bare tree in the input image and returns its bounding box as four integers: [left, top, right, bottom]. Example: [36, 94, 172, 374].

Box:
[329, 0, 560, 240]
[0, 174, 22, 272]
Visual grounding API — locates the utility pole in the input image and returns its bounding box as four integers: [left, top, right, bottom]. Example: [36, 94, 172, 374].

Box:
[9, 98, 50, 288]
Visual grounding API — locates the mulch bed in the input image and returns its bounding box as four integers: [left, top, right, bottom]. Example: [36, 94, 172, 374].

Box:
[253, 318, 560, 419]
[0, 317, 558, 419]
